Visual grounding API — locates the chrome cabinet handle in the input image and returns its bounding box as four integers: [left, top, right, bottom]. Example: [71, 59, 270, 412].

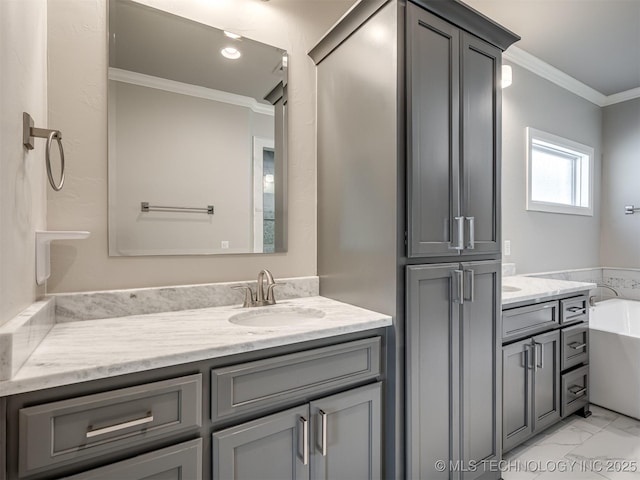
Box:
[463, 269, 474, 302]
[569, 342, 587, 350]
[320, 410, 328, 457]
[531, 343, 537, 371]
[535, 342, 544, 370]
[450, 216, 464, 251]
[453, 270, 464, 304]
[567, 306, 586, 314]
[300, 417, 309, 466]
[568, 385, 587, 397]
[86, 412, 154, 439]
[466, 217, 475, 250]
[524, 344, 534, 370]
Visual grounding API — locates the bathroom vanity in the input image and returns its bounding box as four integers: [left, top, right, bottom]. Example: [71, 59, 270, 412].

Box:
[0, 292, 391, 479]
[501, 276, 594, 452]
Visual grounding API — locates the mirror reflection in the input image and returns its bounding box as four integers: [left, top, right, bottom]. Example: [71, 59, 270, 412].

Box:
[108, 0, 288, 256]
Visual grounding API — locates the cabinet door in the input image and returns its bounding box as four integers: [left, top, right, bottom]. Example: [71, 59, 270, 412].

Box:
[310, 382, 382, 480]
[532, 330, 561, 432]
[212, 404, 309, 480]
[502, 339, 533, 452]
[460, 33, 501, 256]
[406, 264, 460, 478]
[407, 3, 461, 258]
[460, 261, 501, 479]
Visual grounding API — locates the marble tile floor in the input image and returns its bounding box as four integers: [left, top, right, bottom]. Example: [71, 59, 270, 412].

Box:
[503, 405, 640, 479]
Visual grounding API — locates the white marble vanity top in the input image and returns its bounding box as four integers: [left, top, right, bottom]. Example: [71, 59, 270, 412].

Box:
[502, 276, 596, 306]
[0, 296, 391, 397]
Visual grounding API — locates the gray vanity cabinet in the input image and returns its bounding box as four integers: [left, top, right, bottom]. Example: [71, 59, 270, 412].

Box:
[310, 382, 382, 479]
[212, 404, 309, 480]
[502, 339, 533, 451]
[532, 330, 561, 432]
[63, 438, 203, 480]
[502, 331, 561, 452]
[407, 4, 501, 258]
[212, 382, 382, 480]
[407, 260, 500, 479]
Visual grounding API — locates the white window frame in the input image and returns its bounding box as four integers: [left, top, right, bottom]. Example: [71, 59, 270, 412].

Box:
[526, 127, 594, 216]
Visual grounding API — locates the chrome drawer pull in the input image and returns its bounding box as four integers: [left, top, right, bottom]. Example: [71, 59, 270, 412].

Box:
[567, 307, 586, 314]
[86, 412, 154, 439]
[568, 385, 587, 397]
[569, 342, 587, 350]
[300, 417, 309, 466]
[320, 410, 328, 457]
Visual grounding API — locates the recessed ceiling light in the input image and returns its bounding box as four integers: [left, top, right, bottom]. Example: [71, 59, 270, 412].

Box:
[221, 47, 241, 60]
[224, 31, 242, 40]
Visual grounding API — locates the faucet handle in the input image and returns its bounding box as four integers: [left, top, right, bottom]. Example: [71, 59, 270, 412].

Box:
[232, 285, 256, 308]
[265, 282, 284, 305]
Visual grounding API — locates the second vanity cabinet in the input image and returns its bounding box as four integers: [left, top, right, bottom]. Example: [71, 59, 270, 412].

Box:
[502, 293, 590, 452]
[4, 332, 384, 480]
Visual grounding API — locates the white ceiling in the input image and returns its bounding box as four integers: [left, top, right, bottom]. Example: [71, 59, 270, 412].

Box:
[462, 0, 640, 97]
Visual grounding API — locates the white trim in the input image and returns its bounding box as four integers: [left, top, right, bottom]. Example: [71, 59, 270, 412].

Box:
[504, 46, 640, 107]
[603, 86, 640, 107]
[108, 67, 275, 116]
[526, 127, 595, 217]
[504, 47, 606, 106]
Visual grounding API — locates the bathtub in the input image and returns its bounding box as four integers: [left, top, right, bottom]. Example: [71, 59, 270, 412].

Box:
[590, 298, 640, 419]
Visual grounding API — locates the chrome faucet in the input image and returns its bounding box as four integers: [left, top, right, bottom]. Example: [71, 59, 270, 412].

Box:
[233, 269, 279, 307]
[589, 283, 620, 306]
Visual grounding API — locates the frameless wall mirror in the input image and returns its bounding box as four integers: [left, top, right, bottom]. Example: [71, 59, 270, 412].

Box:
[108, 0, 288, 255]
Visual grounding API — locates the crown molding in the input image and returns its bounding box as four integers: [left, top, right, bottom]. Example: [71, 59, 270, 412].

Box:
[603, 86, 640, 107]
[503, 46, 606, 106]
[108, 68, 275, 116]
[503, 46, 640, 107]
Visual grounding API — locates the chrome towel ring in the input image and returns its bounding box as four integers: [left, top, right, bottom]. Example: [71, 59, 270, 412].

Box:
[23, 112, 65, 191]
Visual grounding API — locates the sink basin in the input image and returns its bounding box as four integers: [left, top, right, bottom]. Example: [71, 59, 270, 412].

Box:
[229, 306, 325, 327]
[502, 285, 522, 293]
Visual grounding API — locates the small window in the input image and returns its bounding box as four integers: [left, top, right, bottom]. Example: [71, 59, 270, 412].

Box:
[526, 127, 594, 216]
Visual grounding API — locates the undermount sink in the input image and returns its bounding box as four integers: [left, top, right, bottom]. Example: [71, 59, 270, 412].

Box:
[502, 285, 522, 293]
[228, 306, 326, 327]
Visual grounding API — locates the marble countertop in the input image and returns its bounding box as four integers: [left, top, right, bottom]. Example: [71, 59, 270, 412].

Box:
[502, 276, 596, 306]
[0, 296, 391, 397]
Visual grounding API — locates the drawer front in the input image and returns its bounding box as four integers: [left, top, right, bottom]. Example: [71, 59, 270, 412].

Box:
[19, 374, 202, 476]
[64, 438, 203, 480]
[211, 337, 381, 422]
[561, 365, 589, 417]
[561, 296, 589, 325]
[502, 301, 559, 342]
[561, 324, 589, 371]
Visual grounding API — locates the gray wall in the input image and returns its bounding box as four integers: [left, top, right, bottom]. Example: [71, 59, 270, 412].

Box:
[0, 0, 48, 326]
[47, 0, 355, 293]
[601, 97, 640, 268]
[501, 63, 602, 274]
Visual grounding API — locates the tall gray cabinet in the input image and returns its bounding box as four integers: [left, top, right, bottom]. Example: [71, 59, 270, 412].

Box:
[310, 1, 518, 478]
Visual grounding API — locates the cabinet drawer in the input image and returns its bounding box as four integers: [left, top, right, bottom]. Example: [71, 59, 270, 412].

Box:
[19, 374, 202, 476]
[64, 438, 202, 480]
[502, 301, 559, 342]
[561, 324, 589, 371]
[561, 296, 589, 325]
[211, 337, 381, 422]
[561, 365, 589, 417]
